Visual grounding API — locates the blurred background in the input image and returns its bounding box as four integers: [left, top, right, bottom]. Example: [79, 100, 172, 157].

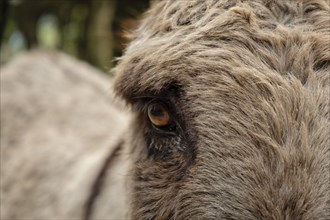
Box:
[0, 0, 151, 72]
[1, 1, 153, 218]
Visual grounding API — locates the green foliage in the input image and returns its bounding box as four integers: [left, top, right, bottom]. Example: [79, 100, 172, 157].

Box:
[1, 0, 150, 72]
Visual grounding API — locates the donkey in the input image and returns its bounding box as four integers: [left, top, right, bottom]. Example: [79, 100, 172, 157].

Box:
[1, 0, 329, 219]
[114, 0, 330, 219]
[0, 50, 130, 219]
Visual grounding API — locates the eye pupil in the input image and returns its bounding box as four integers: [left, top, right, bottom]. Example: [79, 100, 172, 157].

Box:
[147, 103, 170, 127]
[149, 105, 164, 117]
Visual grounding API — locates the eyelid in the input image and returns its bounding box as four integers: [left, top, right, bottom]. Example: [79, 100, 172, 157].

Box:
[151, 125, 177, 136]
[132, 98, 167, 113]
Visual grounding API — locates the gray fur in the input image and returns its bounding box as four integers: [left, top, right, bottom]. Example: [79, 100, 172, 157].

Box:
[0, 50, 130, 219]
[114, 0, 330, 219]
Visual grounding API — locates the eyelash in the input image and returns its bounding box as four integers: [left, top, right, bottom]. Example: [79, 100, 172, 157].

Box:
[151, 121, 176, 133]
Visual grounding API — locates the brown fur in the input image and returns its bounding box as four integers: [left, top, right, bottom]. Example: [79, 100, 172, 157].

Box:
[114, 0, 330, 219]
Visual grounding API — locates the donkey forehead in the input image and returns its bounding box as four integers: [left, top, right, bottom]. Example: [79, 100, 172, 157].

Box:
[113, 1, 283, 102]
[113, 33, 257, 103]
[113, 0, 304, 102]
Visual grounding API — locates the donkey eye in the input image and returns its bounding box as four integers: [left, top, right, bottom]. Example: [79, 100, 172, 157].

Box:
[147, 102, 170, 127]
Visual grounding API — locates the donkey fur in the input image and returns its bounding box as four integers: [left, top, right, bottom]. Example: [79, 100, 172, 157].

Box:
[0, 50, 130, 219]
[114, 0, 330, 219]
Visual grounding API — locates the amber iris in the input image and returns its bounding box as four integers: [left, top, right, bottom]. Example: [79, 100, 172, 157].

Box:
[147, 103, 170, 127]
